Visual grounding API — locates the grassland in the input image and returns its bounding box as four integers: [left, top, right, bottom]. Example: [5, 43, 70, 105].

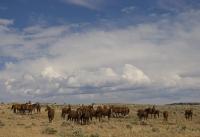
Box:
[0, 104, 200, 137]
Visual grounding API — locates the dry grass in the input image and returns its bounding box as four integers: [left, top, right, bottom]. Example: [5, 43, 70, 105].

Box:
[0, 104, 200, 137]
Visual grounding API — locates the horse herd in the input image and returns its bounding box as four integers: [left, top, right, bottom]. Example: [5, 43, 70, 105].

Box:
[137, 105, 193, 122]
[11, 103, 41, 114]
[60, 104, 130, 125]
[10, 103, 193, 125]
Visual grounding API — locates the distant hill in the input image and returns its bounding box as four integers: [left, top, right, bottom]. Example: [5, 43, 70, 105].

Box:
[167, 102, 200, 105]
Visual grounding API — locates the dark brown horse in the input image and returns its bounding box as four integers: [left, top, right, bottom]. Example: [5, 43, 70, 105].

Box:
[137, 109, 148, 121]
[153, 110, 160, 118]
[33, 103, 41, 113]
[11, 104, 21, 113]
[110, 106, 130, 117]
[11, 103, 34, 114]
[61, 105, 71, 119]
[65, 105, 94, 125]
[163, 111, 168, 121]
[96, 105, 111, 122]
[145, 106, 159, 119]
[185, 109, 193, 120]
[80, 108, 91, 125]
[45, 106, 55, 123]
[67, 110, 80, 123]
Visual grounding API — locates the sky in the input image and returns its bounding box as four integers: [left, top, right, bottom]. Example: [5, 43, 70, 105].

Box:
[0, 0, 200, 104]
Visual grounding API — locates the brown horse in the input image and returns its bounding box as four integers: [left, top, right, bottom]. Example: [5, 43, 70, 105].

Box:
[137, 109, 148, 121]
[153, 110, 160, 118]
[45, 106, 55, 123]
[61, 105, 71, 119]
[163, 111, 168, 121]
[80, 108, 91, 125]
[33, 103, 41, 113]
[96, 105, 111, 122]
[66, 105, 93, 125]
[145, 106, 159, 119]
[111, 106, 130, 117]
[11, 104, 21, 113]
[67, 110, 80, 123]
[185, 109, 193, 120]
[11, 103, 34, 114]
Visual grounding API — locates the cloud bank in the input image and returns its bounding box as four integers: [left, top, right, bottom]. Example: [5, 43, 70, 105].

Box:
[0, 10, 200, 103]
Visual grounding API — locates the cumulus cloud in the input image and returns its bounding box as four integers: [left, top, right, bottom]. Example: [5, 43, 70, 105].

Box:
[122, 64, 150, 84]
[1, 64, 149, 97]
[0, 10, 200, 103]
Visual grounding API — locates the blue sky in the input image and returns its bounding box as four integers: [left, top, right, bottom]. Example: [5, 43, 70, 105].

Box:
[1, 0, 199, 28]
[0, 0, 200, 104]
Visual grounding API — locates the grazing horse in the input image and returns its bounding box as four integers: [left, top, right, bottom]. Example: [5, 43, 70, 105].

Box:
[185, 109, 193, 120]
[45, 106, 55, 123]
[163, 111, 168, 121]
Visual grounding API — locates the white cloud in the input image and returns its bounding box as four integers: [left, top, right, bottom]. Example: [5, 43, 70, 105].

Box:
[0, 18, 13, 26]
[103, 68, 117, 77]
[41, 66, 62, 79]
[121, 6, 135, 14]
[66, 67, 119, 88]
[0, 10, 200, 103]
[62, 0, 104, 10]
[122, 64, 150, 84]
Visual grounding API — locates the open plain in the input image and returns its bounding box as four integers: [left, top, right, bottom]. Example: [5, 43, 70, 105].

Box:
[0, 104, 200, 137]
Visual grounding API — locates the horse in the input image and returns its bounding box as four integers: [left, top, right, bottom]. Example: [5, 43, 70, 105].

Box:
[45, 106, 55, 123]
[137, 109, 148, 121]
[61, 105, 71, 119]
[33, 103, 41, 113]
[163, 111, 168, 121]
[185, 109, 193, 120]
